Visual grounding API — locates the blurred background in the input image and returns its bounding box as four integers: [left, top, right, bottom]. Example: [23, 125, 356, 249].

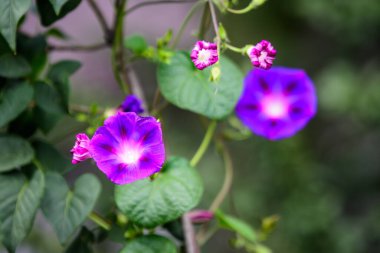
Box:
[5, 0, 380, 252]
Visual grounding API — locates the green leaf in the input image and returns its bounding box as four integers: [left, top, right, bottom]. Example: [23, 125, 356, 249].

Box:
[124, 35, 148, 55]
[45, 28, 70, 40]
[17, 34, 47, 80]
[65, 227, 94, 253]
[215, 210, 257, 243]
[157, 51, 244, 119]
[0, 168, 45, 252]
[0, 82, 33, 127]
[8, 108, 37, 138]
[33, 140, 71, 173]
[47, 60, 81, 112]
[0, 135, 34, 172]
[36, 0, 82, 26]
[34, 81, 66, 114]
[115, 157, 203, 228]
[41, 172, 101, 245]
[0, 54, 32, 78]
[120, 235, 177, 253]
[49, 0, 70, 15]
[0, 0, 32, 52]
[33, 106, 62, 134]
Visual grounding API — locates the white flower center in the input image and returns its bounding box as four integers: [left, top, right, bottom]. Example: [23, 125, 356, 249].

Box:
[120, 147, 141, 164]
[198, 49, 211, 63]
[258, 51, 268, 63]
[262, 97, 288, 118]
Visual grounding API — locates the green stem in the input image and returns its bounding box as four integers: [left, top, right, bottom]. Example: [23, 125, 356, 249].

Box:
[198, 3, 211, 40]
[209, 140, 234, 212]
[112, 0, 130, 94]
[223, 0, 266, 14]
[89, 211, 112, 231]
[196, 139, 234, 245]
[190, 120, 217, 167]
[171, 0, 206, 49]
[225, 43, 245, 54]
[208, 0, 220, 57]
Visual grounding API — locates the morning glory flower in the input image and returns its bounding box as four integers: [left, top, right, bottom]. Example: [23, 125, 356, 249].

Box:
[235, 67, 317, 140]
[120, 95, 144, 114]
[71, 133, 92, 164]
[191, 40, 219, 70]
[247, 40, 276, 70]
[89, 112, 165, 184]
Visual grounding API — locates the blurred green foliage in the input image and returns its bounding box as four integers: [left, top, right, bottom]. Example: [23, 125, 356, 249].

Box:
[201, 0, 380, 252]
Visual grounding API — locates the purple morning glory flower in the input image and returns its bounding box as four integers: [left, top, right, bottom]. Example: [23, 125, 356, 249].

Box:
[89, 112, 165, 184]
[71, 133, 92, 164]
[191, 40, 219, 70]
[247, 40, 276, 70]
[120, 95, 144, 114]
[235, 67, 317, 140]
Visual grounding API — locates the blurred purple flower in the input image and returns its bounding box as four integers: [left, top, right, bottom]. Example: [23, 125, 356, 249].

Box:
[191, 40, 218, 70]
[120, 95, 144, 114]
[71, 133, 92, 164]
[235, 67, 317, 140]
[247, 40, 276, 70]
[89, 112, 165, 184]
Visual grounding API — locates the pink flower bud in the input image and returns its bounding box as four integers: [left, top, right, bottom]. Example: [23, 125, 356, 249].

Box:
[187, 210, 214, 224]
[247, 40, 276, 70]
[71, 133, 92, 164]
[191, 41, 219, 70]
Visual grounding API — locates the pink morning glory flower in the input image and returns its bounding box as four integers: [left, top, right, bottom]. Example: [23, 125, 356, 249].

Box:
[191, 40, 219, 70]
[71, 133, 92, 164]
[119, 95, 144, 114]
[89, 112, 165, 184]
[247, 40, 276, 70]
[235, 67, 317, 141]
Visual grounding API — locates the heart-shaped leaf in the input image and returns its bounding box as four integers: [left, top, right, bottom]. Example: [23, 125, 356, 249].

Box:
[157, 51, 243, 119]
[41, 172, 101, 245]
[0, 168, 45, 252]
[0, 82, 33, 127]
[119, 235, 177, 253]
[0, 135, 34, 172]
[0, 0, 32, 52]
[115, 157, 203, 228]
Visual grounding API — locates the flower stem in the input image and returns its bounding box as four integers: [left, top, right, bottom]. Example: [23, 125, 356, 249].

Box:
[209, 139, 234, 212]
[198, 3, 211, 40]
[87, 0, 113, 43]
[182, 213, 200, 253]
[88, 211, 112, 231]
[48, 43, 107, 52]
[125, 0, 198, 16]
[196, 139, 234, 245]
[190, 120, 217, 167]
[208, 0, 220, 56]
[112, 0, 131, 94]
[225, 43, 245, 54]
[222, 0, 266, 14]
[171, 0, 206, 49]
